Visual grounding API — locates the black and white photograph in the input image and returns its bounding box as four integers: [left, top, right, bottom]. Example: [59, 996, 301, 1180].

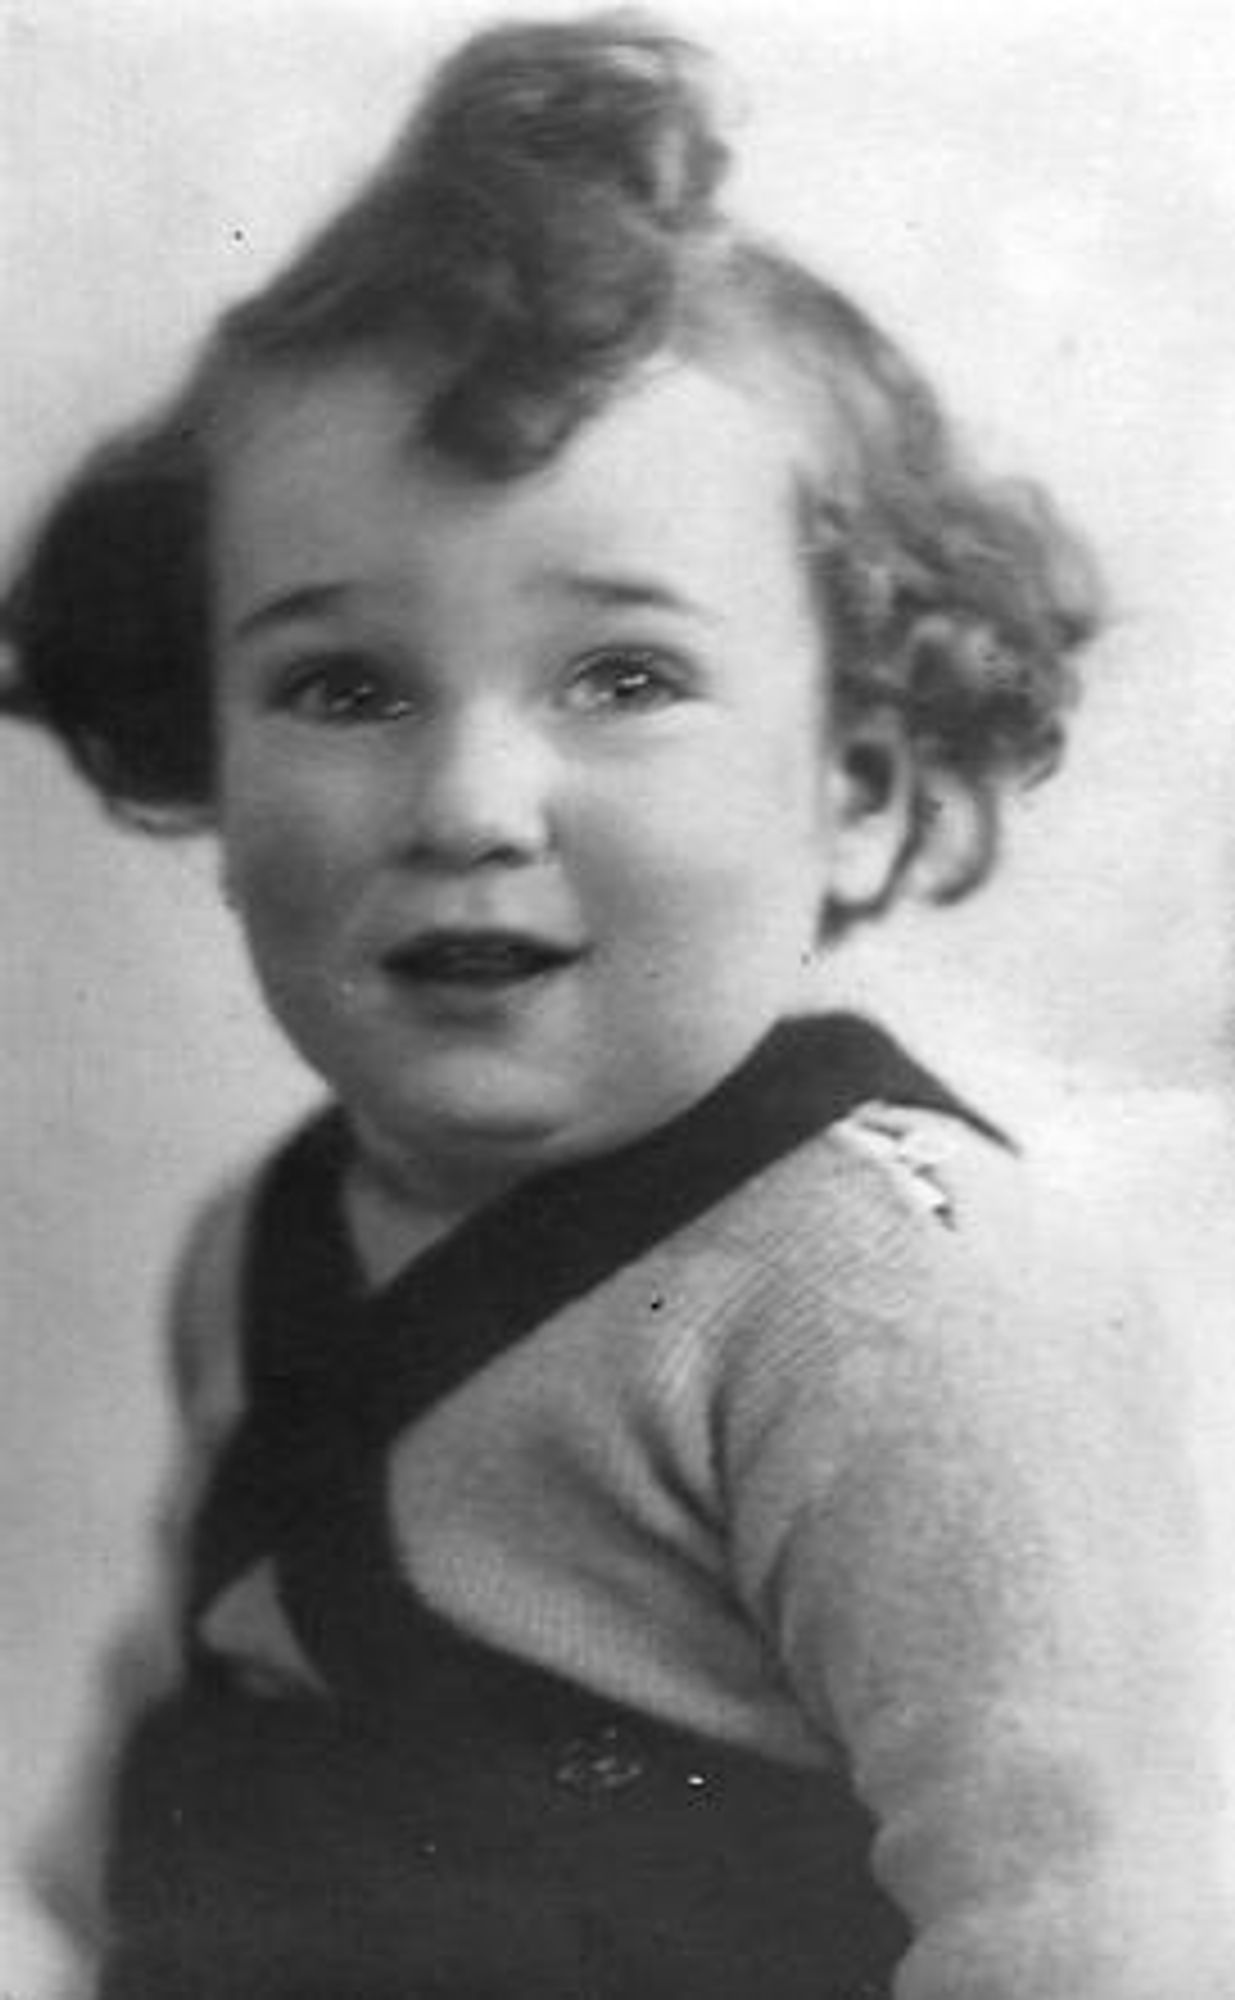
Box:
[3, 2, 1234, 1992]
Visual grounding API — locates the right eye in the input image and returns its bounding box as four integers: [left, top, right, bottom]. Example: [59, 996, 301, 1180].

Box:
[273, 654, 415, 726]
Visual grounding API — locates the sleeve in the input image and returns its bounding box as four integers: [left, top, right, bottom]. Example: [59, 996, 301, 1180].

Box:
[25, 1177, 252, 1998]
[723, 1112, 1234, 2000]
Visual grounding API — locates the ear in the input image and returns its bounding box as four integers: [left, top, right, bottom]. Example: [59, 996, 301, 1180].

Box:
[823, 710, 915, 921]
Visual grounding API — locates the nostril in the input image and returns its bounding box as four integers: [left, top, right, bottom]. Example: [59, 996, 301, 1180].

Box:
[413, 832, 541, 869]
[398, 782, 550, 869]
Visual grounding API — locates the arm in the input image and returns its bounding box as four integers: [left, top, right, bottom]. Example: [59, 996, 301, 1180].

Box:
[26, 1179, 250, 1995]
[726, 1114, 1231, 2000]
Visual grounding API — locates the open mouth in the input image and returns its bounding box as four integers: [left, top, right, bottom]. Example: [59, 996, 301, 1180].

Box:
[383, 929, 584, 988]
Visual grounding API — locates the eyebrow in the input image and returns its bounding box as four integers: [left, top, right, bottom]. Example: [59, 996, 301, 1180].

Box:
[533, 567, 721, 625]
[228, 566, 719, 642]
[229, 582, 350, 642]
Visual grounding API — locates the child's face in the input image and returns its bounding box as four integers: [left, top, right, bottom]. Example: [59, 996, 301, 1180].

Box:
[212, 359, 905, 1208]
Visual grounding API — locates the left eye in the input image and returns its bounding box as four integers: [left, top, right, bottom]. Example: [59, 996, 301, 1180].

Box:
[562, 650, 687, 715]
[275, 654, 415, 725]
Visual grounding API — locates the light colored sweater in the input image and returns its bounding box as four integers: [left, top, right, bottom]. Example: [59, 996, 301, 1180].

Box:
[57, 1082, 1235, 1998]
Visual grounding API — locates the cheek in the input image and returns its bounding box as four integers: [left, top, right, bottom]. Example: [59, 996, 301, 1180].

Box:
[218, 750, 374, 952]
[576, 732, 831, 936]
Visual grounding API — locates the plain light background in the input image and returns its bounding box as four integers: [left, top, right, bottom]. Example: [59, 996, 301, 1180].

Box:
[4, 0, 1235, 1987]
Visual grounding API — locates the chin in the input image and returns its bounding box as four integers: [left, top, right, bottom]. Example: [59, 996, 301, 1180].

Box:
[396, 1078, 580, 1159]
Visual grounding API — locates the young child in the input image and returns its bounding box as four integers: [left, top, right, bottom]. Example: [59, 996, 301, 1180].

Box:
[5, 13, 1229, 1998]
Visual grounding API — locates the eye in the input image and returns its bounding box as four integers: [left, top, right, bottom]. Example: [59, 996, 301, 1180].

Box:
[274, 653, 415, 726]
[562, 648, 690, 716]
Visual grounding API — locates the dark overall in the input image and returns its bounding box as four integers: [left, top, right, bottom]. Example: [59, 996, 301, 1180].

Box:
[99, 1016, 999, 1999]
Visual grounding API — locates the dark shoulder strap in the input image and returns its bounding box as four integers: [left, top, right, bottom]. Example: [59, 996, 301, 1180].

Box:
[183, 1104, 352, 1623]
[312, 1012, 1005, 1450]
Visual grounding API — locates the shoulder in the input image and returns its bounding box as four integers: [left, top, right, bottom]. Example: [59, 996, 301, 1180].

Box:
[773, 1088, 1145, 1320]
[163, 1167, 254, 1443]
[713, 1090, 1181, 1494]
[712, 1091, 1119, 1331]
[165, 1108, 333, 1433]
[722, 1096, 1202, 1685]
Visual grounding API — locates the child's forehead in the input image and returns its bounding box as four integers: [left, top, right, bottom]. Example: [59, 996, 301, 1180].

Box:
[208, 355, 836, 580]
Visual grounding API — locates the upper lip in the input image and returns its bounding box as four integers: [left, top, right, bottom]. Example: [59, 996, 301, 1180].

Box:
[381, 926, 587, 978]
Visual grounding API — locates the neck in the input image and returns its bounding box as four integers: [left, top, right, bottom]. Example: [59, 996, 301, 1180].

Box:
[342, 1121, 540, 1287]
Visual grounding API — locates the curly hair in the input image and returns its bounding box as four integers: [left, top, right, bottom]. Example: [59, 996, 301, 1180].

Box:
[1, 7, 1102, 900]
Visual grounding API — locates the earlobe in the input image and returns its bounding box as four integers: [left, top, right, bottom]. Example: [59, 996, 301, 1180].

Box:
[826, 717, 915, 919]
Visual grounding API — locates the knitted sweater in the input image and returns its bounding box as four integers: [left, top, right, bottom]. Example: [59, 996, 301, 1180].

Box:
[79, 1018, 1231, 1996]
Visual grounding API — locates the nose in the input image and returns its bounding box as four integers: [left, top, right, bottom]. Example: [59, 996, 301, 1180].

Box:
[397, 701, 552, 869]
